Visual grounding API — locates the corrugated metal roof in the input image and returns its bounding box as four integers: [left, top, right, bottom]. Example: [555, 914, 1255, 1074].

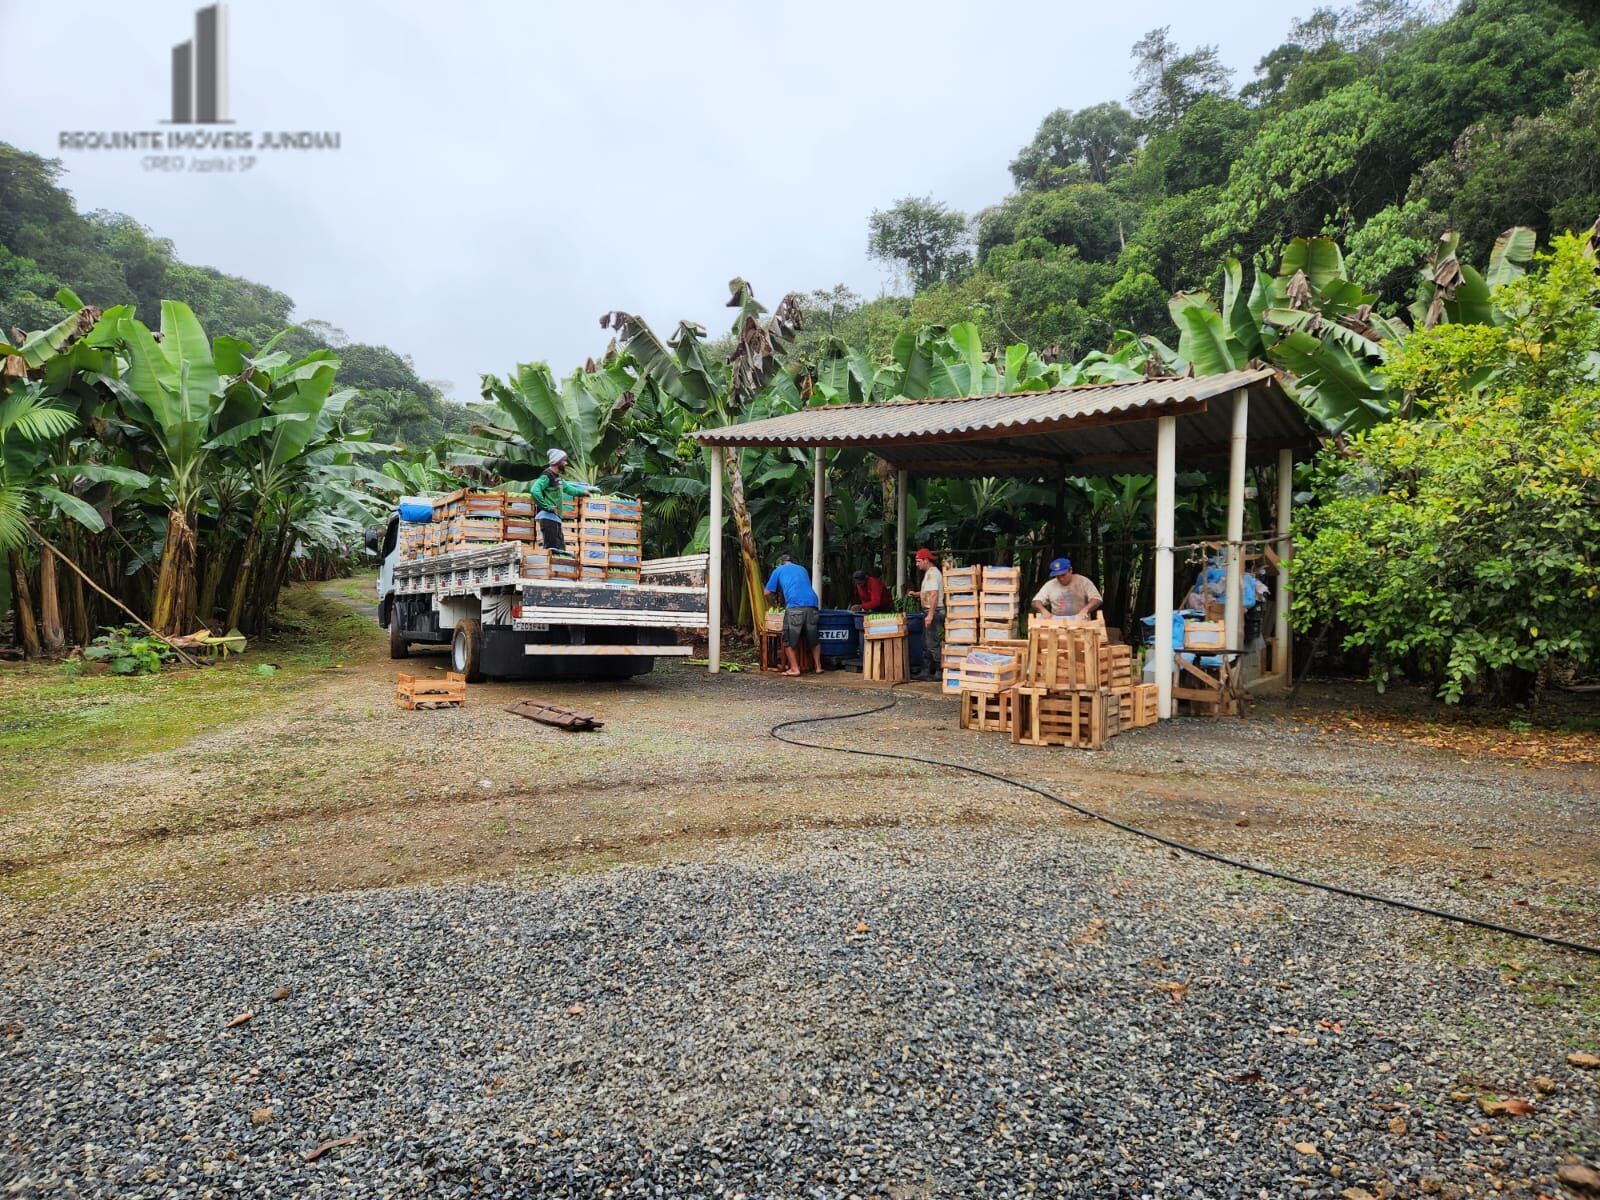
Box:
[694, 369, 1319, 477]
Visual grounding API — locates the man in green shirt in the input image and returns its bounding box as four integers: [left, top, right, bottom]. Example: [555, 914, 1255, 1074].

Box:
[530, 449, 595, 553]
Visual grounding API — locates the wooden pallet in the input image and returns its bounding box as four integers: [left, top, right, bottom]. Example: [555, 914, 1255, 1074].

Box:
[959, 687, 1014, 733]
[864, 634, 909, 683]
[395, 671, 467, 711]
[1011, 686, 1119, 749]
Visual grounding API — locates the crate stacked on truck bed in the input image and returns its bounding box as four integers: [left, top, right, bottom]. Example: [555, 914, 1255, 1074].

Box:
[575, 494, 643, 584]
[953, 612, 1158, 750]
[397, 488, 647, 585]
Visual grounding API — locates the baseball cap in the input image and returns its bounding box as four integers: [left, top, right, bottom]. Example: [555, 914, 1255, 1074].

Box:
[1048, 557, 1072, 577]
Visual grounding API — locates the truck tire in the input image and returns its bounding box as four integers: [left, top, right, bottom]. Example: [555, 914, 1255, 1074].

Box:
[451, 618, 483, 682]
[388, 606, 410, 659]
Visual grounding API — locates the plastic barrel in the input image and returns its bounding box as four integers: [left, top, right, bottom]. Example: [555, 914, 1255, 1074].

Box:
[817, 609, 859, 661]
[906, 611, 926, 669]
[398, 498, 435, 523]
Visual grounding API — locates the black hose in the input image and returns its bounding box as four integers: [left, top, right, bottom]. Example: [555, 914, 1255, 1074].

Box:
[770, 695, 1600, 960]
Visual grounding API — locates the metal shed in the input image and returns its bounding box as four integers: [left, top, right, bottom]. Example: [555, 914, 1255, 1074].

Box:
[694, 368, 1322, 719]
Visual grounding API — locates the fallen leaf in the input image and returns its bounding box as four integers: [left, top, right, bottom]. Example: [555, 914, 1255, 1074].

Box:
[268, 986, 290, 1002]
[1478, 1096, 1535, 1117]
[1152, 981, 1189, 1005]
[1071, 918, 1107, 945]
[564, 1004, 584, 1016]
[1567, 1051, 1600, 1070]
[1387, 1116, 1407, 1135]
[1229, 1071, 1262, 1085]
[1341, 1189, 1376, 1200]
[1556, 1163, 1600, 1194]
[1294, 1141, 1318, 1156]
[250, 1108, 273, 1126]
[302, 1133, 362, 1163]
[225, 1011, 254, 1029]
[1532, 1075, 1557, 1094]
[854, 921, 869, 934]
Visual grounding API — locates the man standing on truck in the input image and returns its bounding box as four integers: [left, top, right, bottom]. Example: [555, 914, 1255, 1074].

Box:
[531, 449, 595, 554]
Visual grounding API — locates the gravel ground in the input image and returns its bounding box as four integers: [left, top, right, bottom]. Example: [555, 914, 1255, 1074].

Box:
[5, 827, 1597, 1199]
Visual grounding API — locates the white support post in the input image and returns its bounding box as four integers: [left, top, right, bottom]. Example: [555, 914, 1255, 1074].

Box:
[895, 468, 908, 596]
[1224, 389, 1249, 659]
[708, 445, 724, 676]
[812, 447, 825, 596]
[1275, 447, 1294, 683]
[1154, 415, 1176, 720]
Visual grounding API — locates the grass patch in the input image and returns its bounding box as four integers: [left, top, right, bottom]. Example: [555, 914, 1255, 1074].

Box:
[0, 578, 379, 773]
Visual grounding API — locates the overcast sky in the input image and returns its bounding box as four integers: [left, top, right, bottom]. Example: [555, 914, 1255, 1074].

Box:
[5, 0, 1328, 399]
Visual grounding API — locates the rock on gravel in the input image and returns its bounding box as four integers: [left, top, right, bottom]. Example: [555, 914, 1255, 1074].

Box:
[3, 827, 1596, 1198]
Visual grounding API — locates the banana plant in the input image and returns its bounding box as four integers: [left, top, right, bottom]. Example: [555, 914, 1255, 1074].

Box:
[476, 356, 639, 485]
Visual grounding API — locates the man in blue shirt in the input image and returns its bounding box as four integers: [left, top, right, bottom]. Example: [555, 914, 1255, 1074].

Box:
[764, 552, 822, 676]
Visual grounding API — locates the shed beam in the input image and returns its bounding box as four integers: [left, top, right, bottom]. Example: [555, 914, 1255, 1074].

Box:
[1154, 415, 1176, 720]
[1224, 389, 1248, 662]
[895, 469, 907, 596]
[708, 445, 723, 675]
[812, 448, 825, 598]
[1275, 447, 1294, 683]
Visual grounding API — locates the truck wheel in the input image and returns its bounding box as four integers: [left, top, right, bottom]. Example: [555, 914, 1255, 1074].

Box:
[451, 618, 483, 682]
[388, 606, 410, 659]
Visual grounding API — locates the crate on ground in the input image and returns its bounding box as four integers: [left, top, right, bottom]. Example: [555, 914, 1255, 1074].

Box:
[865, 633, 909, 683]
[395, 671, 467, 711]
[958, 648, 1020, 694]
[1112, 685, 1134, 728]
[959, 687, 1015, 732]
[1132, 682, 1160, 728]
[863, 612, 907, 640]
[980, 565, 1020, 592]
[1012, 686, 1118, 749]
[1026, 625, 1104, 691]
[945, 565, 981, 594]
[941, 645, 973, 695]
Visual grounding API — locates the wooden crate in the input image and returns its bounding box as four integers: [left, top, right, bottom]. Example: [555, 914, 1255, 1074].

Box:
[1026, 626, 1104, 690]
[863, 613, 907, 640]
[580, 565, 608, 582]
[945, 566, 981, 594]
[1184, 620, 1226, 652]
[959, 687, 1014, 733]
[957, 650, 1020, 694]
[764, 609, 786, 633]
[947, 595, 981, 621]
[946, 619, 980, 645]
[461, 517, 502, 544]
[549, 557, 580, 580]
[604, 567, 641, 585]
[580, 495, 642, 521]
[980, 565, 1020, 591]
[1029, 612, 1106, 633]
[502, 517, 539, 541]
[941, 644, 972, 695]
[979, 593, 1019, 619]
[864, 634, 909, 683]
[503, 495, 535, 517]
[395, 671, 467, 711]
[1132, 682, 1160, 728]
[980, 621, 1015, 642]
[521, 549, 552, 577]
[1011, 686, 1119, 749]
[1104, 644, 1135, 690]
[602, 521, 641, 545]
[1112, 685, 1134, 727]
[463, 490, 505, 516]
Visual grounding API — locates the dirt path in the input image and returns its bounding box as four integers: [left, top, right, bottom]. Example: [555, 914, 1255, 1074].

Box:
[3, 580, 1598, 987]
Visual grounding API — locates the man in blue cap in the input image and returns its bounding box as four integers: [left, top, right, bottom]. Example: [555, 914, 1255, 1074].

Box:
[1031, 557, 1102, 619]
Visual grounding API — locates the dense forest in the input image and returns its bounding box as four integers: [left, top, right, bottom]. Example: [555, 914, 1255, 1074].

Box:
[827, 0, 1600, 362]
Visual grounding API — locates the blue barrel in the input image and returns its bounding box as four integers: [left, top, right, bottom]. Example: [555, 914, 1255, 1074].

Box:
[398, 498, 435, 523]
[817, 609, 860, 661]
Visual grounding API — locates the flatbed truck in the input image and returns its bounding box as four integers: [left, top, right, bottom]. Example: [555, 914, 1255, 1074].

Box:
[371, 516, 709, 681]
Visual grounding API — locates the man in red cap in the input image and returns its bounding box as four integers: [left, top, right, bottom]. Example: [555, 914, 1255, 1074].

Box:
[915, 548, 943, 678]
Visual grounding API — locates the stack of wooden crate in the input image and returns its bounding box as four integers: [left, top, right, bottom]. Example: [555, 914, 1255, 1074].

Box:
[576, 494, 643, 584]
[950, 616, 1161, 751]
[941, 565, 981, 694]
[978, 565, 1021, 641]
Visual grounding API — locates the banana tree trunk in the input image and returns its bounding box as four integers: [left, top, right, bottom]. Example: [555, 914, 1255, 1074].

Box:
[8, 549, 41, 658]
[63, 524, 90, 646]
[224, 503, 265, 631]
[724, 451, 767, 632]
[878, 462, 896, 575]
[150, 507, 198, 636]
[38, 547, 65, 654]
